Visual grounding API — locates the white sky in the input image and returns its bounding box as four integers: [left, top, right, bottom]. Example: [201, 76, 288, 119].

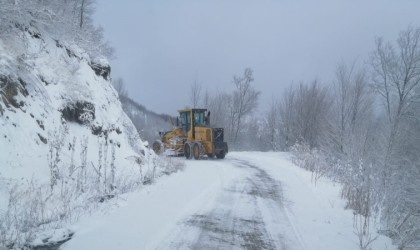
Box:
[94, 0, 420, 115]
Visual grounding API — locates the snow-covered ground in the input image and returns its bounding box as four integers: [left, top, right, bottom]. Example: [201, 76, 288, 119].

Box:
[61, 152, 395, 250]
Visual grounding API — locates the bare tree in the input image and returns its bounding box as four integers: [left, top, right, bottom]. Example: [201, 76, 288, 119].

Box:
[208, 91, 231, 128]
[229, 68, 260, 146]
[371, 27, 420, 169]
[278, 85, 297, 149]
[202, 89, 210, 108]
[333, 62, 354, 153]
[329, 61, 373, 158]
[190, 80, 202, 108]
[264, 98, 281, 151]
[295, 80, 330, 149]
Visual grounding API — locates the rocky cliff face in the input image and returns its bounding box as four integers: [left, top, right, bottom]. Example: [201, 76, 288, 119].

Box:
[0, 24, 152, 200]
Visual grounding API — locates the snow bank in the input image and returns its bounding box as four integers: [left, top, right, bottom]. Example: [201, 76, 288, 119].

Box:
[231, 152, 395, 250]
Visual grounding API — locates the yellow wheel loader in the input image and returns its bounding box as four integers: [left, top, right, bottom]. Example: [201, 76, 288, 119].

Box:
[152, 109, 228, 159]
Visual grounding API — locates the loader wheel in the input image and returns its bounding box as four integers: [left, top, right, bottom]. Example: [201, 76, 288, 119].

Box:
[216, 150, 226, 159]
[152, 141, 162, 155]
[193, 143, 201, 160]
[184, 143, 192, 159]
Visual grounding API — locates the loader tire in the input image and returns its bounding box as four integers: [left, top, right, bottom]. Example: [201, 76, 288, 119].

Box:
[216, 150, 226, 159]
[184, 143, 192, 159]
[152, 141, 163, 155]
[193, 143, 201, 160]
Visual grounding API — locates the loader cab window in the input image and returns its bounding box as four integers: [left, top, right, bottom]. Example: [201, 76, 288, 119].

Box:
[193, 111, 205, 126]
[179, 111, 190, 133]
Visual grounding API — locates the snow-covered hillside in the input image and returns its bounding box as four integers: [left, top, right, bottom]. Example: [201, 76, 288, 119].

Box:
[0, 31, 149, 179]
[0, 18, 167, 248]
[119, 94, 172, 145]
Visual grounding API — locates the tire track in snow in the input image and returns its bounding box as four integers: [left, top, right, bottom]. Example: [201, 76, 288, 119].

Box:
[233, 159, 308, 250]
[158, 158, 304, 250]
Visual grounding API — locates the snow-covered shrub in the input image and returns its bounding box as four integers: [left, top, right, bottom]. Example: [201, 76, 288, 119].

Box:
[156, 157, 185, 176]
[79, 110, 94, 124]
[0, 181, 51, 249]
[291, 142, 328, 184]
[354, 212, 378, 250]
[291, 143, 380, 249]
[48, 126, 68, 190]
[0, 143, 163, 249]
[337, 160, 378, 250]
[0, 176, 94, 248]
[380, 164, 420, 250]
[141, 156, 181, 185]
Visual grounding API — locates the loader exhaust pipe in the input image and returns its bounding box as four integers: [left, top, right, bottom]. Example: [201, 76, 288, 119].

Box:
[192, 110, 195, 140]
[206, 111, 211, 126]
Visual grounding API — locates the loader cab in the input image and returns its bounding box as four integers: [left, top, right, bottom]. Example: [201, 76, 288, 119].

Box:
[178, 109, 208, 135]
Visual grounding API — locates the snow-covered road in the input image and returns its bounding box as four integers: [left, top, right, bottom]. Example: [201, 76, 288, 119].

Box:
[61, 152, 394, 250]
[156, 158, 301, 250]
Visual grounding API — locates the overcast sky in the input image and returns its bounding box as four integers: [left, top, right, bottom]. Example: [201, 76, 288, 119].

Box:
[94, 0, 420, 116]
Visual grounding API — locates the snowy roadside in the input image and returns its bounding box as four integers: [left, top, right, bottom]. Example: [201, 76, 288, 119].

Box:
[230, 152, 395, 250]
